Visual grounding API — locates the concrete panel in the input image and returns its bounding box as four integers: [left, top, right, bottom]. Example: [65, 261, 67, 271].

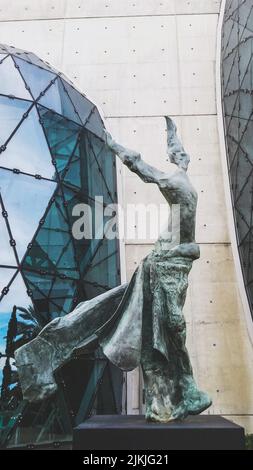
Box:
[0, 0, 67, 20]
[62, 16, 177, 65]
[123, 172, 229, 244]
[66, 1, 221, 18]
[88, 87, 180, 117]
[107, 115, 222, 176]
[0, 20, 64, 69]
[193, 174, 229, 243]
[64, 62, 179, 94]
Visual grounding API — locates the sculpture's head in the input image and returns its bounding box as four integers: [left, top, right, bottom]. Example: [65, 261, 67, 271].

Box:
[165, 116, 190, 171]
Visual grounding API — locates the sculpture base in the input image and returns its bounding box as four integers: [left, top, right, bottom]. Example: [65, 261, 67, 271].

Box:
[73, 415, 244, 450]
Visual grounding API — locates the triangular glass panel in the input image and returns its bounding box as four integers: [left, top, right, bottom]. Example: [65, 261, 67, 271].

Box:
[81, 131, 115, 204]
[84, 107, 104, 139]
[0, 272, 32, 315]
[0, 96, 31, 146]
[0, 268, 17, 296]
[23, 192, 79, 280]
[83, 237, 118, 291]
[0, 169, 56, 260]
[0, 212, 18, 266]
[0, 106, 56, 178]
[240, 120, 253, 160]
[39, 78, 82, 126]
[224, 92, 238, 117]
[60, 79, 95, 125]
[0, 54, 8, 61]
[63, 154, 81, 188]
[0, 273, 34, 391]
[239, 44, 253, 89]
[11, 48, 58, 74]
[237, 2, 253, 34]
[13, 57, 56, 100]
[38, 105, 81, 174]
[0, 56, 31, 100]
[23, 269, 76, 320]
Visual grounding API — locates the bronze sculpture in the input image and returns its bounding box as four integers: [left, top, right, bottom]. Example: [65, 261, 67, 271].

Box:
[15, 117, 212, 422]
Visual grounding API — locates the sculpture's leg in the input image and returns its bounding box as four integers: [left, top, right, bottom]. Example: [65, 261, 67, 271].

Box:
[15, 284, 127, 402]
[145, 256, 211, 422]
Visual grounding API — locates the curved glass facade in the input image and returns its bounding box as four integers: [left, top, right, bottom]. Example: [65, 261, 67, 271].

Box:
[0, 44, 121, 447]
[221, 1, 253, 318]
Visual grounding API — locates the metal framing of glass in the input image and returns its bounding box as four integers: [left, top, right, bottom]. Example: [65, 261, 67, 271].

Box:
[0, 44, 121, 448]
[221, 0, 253, 319]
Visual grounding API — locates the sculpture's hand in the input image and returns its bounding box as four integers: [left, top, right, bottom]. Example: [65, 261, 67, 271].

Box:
[103, 129, 115, 149]
[103, 127, 165, 185]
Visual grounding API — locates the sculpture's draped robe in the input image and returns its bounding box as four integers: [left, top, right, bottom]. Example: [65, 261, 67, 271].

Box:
[15, 241, 200, 402]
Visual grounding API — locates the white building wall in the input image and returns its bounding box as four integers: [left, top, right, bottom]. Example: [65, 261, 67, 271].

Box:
[1, 0, 253, 431]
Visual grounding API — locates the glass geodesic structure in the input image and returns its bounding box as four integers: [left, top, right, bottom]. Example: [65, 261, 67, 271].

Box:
[0, 44, 121, 447]
[221, 1, 253, 319]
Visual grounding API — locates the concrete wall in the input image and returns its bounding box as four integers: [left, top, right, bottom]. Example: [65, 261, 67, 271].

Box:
[1, 0, 253, 431]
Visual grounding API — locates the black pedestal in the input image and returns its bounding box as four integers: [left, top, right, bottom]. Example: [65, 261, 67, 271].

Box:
[73, 415, 244, 450]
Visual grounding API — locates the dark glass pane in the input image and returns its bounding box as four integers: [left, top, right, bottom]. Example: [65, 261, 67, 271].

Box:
[85, 107, 105, 139]
[23, 269, 76, 321]
[37, 106, 81, 174]
[39, 78, 82, 126]
[0, 96, 30, 146]
[0, 169, 56, 260]
[0, 106, 55, 178]
[23, 191, 79, 280]
[222, 0, 253, 321]
[60, 79, 98, 127]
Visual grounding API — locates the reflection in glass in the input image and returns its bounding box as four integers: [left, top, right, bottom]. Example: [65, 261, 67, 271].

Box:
[0, 43, 120, 449]
[14, 57, 55, 101]
[222, 0, 253, 317]
[0, 107, 55, 178]
[0, 215, 17, 266]
[0, 96, 30, 146]
[0, 56, 31, 100]
[0, 169, 56, 259]
[39, 78, 82, 126]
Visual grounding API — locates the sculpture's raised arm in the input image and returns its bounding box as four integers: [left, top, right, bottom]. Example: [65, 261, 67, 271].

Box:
[104, 130, 166, 185]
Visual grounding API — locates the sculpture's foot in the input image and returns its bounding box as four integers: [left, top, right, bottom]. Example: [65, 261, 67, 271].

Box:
[170, 401, 189, 421]
[186, 390, 212, 415]
[145, 394, 173, 423]
[180, 375, 212, 416]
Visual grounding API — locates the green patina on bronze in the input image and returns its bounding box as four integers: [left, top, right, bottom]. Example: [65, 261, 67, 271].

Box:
[15, 117, 212, 422]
